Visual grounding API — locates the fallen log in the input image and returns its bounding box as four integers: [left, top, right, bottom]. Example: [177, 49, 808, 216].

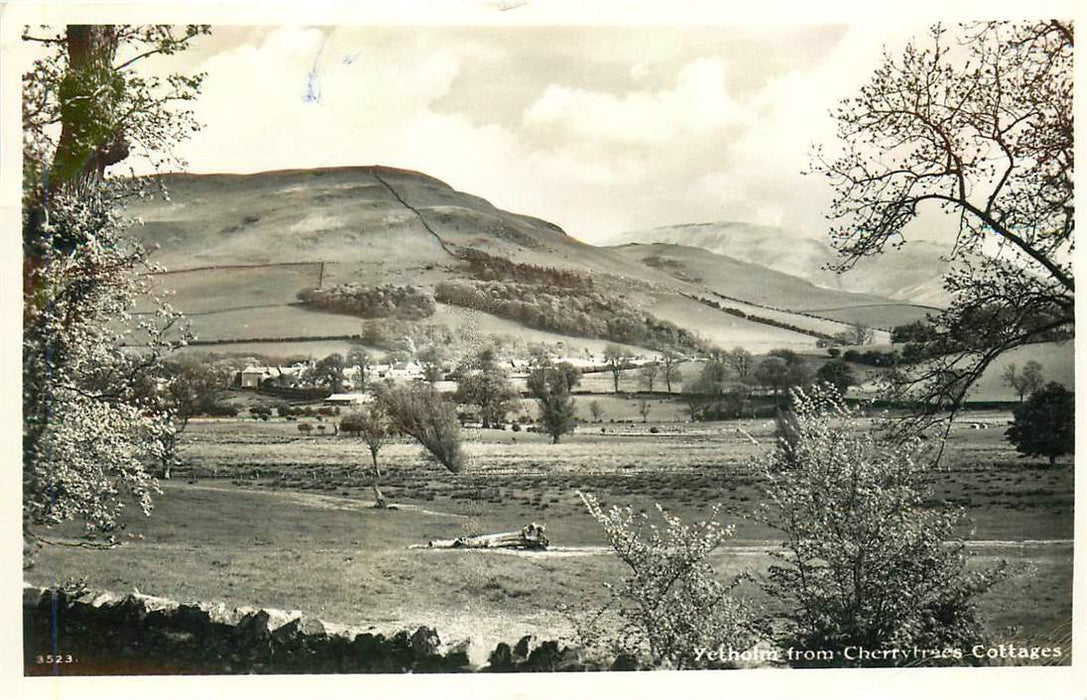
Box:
[427, 523, 549, 551]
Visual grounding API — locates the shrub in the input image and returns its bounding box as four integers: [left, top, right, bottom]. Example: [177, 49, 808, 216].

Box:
[1005, 382, 1074, 465]
[297, 423, 313, 434]
[756, 385, 1005, 667]
[577, 492, 759, 669]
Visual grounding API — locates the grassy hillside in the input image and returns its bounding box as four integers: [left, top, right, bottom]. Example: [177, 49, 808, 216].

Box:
[609, 222, 955, 306]
[127, 167, 950, 358]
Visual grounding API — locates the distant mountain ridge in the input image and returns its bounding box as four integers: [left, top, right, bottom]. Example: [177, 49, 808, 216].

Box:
[607, 221, 954, 306]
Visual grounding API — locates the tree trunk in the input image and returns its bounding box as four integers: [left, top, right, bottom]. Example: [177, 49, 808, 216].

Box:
[370, 448, 387, 507]
[52, 26, 127, 188]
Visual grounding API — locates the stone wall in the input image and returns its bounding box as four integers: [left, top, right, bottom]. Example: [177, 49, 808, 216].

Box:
[23, 584, 612, 675]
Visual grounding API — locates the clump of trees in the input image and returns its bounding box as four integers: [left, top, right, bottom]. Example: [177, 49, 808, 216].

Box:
[527, 361, 581, 443]
[453, 348, 519, 428]
[459, 248, 592, 291]
[757, 385, 1005, 666]
[1005, 382, 1074, 465]
[298, 283, 436, 320]
[578, 492, 759, 669]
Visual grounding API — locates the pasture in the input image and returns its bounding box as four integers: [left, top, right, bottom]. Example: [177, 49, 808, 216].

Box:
[28, 412, 1074, 664]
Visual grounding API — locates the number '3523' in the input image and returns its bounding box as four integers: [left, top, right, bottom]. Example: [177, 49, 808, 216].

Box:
[36, 654, 74, 664]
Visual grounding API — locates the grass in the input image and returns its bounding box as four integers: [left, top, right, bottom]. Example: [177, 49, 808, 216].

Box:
[27, 414, 1073, 663]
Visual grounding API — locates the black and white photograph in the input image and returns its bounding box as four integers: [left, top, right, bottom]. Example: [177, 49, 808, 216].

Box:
[2, 2, 1081, 698]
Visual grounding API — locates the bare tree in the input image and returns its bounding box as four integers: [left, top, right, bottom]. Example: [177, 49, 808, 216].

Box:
[604, 344, 631, 394]
[637, 399, 651, 424]
[838, 322, 873, 347]
[726, 347, 753, 381]
[810, 21, 1074, 418]
[341, 405, 392, 507]
[661, 350, 684, 393]
[638, 364, 659, 392]
[1001, 360, 1045, 403]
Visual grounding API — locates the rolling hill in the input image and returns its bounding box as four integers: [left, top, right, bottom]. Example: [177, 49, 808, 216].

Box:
[126, 166, 943, 359]
[608, 221, 956, 307]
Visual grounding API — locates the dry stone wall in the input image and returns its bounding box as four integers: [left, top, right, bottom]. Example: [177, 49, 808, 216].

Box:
[23, 584, 613, 675]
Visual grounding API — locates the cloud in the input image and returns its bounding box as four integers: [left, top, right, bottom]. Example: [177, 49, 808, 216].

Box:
[155, 24, 927, 244]
[522, 57, 744, 146]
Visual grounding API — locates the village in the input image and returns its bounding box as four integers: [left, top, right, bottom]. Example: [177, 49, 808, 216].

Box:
[235, 346, 666, 407]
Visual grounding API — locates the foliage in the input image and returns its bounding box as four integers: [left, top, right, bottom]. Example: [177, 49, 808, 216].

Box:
[578, 492, 759, 669]
[1001, 360, 1045, 403]
[434, 279, 705, 353]
[453, 352, 519, 428]
[416, 344, 447, 385]
[298, 283, 435, 320]
[346, 346, 370, 393]
[891, 320, 939, 345]
[22, 24, 209, 199]
[23, 188, 189, 543]
[377, 383, 464, 472]
[811, 21, 1074, 416]
[22, 24, 209, 547]
[1005, 382, 1074, 465]
[757, 385, 1005, 666]
[458, 248, 592, 291]
[589, 400, 605, 423]
[527, 362, 581, 443]
[815, 359, 857, 395]
[312, 353, 346, 392]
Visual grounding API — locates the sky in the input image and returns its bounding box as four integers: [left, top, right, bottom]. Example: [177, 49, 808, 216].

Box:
[110, 22, 938, 245]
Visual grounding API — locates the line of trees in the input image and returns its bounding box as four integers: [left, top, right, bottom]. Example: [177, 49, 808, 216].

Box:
[435, 279, 705, 353]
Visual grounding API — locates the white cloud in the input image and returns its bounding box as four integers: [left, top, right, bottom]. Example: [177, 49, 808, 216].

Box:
[522, 57, 744, 146]
[154, 25, 928, 244]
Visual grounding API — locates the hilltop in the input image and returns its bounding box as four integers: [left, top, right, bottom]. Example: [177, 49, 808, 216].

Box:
[128, 166, 938, 358]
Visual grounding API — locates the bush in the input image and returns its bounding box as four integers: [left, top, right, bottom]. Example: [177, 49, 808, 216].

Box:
[1005, 382, 1074, 465]
[577, 492, 759, 669]
[511, 422, 522, 432]
[297, 423, 313, 434]
[756, 385, 1005, 667]
[648, 426, 660, 434]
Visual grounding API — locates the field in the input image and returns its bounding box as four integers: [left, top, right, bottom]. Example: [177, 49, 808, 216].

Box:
[28, 409, 1074, 666]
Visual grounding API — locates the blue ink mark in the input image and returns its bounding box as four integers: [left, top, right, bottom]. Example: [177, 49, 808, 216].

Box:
[342, 53, 358, 66]
[303, 38, 327, 104]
